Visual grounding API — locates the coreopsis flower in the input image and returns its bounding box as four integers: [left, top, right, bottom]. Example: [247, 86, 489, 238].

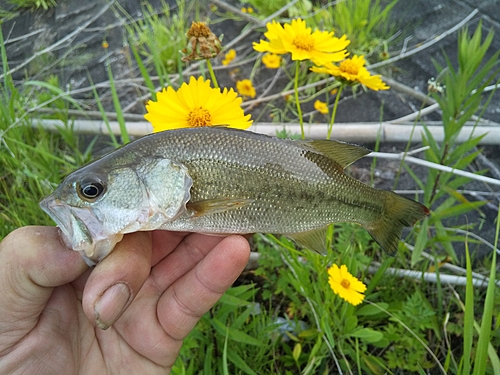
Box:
[236, 79, 256, 98]
[253, 18, 349, 66]
[145, 76, 252, 131]
[328, 264, 366, 306]
[183, 21, 222, 61]
[314, 100, 328, 114]
[311, 55, 389, 91]
[222, 49, 237, 65]
[262, 53, 281, 69]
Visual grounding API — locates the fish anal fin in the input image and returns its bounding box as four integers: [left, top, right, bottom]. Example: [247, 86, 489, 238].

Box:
[300, 140, 371, 169]
[287, 226, 330, 255]
[187, 198, 255, 217]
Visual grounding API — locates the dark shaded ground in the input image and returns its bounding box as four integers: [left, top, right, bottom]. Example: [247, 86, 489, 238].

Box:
[2, 0, 499, 261]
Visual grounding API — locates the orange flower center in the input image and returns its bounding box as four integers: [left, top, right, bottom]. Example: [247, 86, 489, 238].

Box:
[187, 107, 212, 127]
[187, 22, 211, 38]
[341, 279, 350, 289]
[339, 60, 360, 75]
[292, 34, 314, 52]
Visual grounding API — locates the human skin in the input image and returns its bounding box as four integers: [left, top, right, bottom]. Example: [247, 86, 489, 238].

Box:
[0, 227, 250, 374]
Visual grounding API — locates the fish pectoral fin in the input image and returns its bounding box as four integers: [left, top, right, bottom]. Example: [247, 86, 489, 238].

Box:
[187, 198, 255, 217]
[287, 226, 330, 255]
[299, 140, 371, 169]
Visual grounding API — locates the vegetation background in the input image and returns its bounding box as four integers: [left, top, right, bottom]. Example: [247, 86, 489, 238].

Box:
[1, 0, 499, 374]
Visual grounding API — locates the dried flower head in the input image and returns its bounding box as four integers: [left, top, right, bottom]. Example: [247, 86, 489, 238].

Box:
[183, 21, 222, 61]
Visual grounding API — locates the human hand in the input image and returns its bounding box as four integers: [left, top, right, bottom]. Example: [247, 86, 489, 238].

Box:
[0, 227, 250, 374]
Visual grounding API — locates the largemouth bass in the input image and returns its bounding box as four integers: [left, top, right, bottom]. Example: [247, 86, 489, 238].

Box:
[40, 127, 429, 265]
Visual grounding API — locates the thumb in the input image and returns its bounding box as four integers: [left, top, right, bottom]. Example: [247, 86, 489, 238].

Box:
[0, 226, 88, 333]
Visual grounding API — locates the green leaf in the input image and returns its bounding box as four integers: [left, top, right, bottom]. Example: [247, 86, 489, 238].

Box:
[298, 328, 319, 339]
[343, 315, 358, 333]
[212, 318, 263, 346]
[461, 240, 473, 375]
[203, 343, 214, 374]
[349, 327, 384, 343]
[222, 326, 229, 375]
[356, 302, 389, 316]
[433, 201, 486, 221]
[365, 258, 394, 295]
[227, 350, 258, 375]
[473, 206, 499, 375]
[218, 292, 253, 307]
[292, 343, 302, 363]
[411, 219, 429, 265]
[106, 63, 129, 144]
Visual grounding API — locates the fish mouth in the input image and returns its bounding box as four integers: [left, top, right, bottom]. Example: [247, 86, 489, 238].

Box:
[40, 196, 123, 265]
[40, 195, 93, 252]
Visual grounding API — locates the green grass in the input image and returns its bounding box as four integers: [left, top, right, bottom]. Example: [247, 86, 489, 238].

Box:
[1, 4, 499, 375]
[4, 0, 56, 11]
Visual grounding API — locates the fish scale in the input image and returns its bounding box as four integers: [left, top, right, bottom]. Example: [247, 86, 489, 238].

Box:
[40, 127, 429, 264]
[129, 128, 395, 233]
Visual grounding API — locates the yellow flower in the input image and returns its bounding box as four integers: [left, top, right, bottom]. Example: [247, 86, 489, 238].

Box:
[253, 18, 349, 65]
[328, 264, 366, 306]
[102, 40, 109, 49]
[262, 53, 281, 69]
[241, 7, 254, 13]
[222, 49, 237, 66]
[145, 76, 252, 131]
[311, 55, 389, 91]
[314, 100, 328, 114]
[236, 79, 256, 98]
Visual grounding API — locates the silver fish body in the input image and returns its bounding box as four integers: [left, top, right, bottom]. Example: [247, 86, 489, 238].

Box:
[40, 127, 428, 264]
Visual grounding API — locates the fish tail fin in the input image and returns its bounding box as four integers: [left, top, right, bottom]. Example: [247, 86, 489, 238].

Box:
[364, 191, 429, 253]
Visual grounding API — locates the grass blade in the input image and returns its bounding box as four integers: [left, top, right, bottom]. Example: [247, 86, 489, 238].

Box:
[461, 238, 473, 375]
[472, 205, 499, 375]
[106, 63, 129, 144]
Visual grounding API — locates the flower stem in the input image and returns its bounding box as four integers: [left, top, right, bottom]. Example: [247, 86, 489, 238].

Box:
[206, 59, 219, 89]
[327, 84, 344, 140]
[294, 61, 305, 139]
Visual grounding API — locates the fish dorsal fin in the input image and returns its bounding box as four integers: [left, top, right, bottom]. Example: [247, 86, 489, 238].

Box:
[287, 226, 330, 255]
[298, 140, 371, 169]
[187, 198, 255, 217]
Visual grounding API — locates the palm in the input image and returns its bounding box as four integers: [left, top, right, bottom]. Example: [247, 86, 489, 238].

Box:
[0, 228, 250, 375]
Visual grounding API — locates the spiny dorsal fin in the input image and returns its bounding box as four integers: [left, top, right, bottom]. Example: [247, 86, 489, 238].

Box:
[298, 140, 371, 169]
[287, 225, 330, 255]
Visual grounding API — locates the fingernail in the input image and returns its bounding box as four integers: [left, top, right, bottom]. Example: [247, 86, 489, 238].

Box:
[94, 282, 131, 330]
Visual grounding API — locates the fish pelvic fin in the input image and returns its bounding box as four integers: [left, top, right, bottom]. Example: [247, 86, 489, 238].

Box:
[299, 140, 371, 169]
[287, 226, 330, 255]
[364, 191, 430, 253]
[187, 198, 255, 217]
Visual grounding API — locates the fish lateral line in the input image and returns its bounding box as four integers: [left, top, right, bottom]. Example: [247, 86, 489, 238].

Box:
[187, 197, 256, 217]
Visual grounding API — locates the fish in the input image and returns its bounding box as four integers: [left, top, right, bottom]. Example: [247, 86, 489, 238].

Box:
[40, 127, 429, 265]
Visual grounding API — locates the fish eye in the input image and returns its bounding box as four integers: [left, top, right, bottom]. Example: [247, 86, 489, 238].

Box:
[77, 177, 106, 202]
